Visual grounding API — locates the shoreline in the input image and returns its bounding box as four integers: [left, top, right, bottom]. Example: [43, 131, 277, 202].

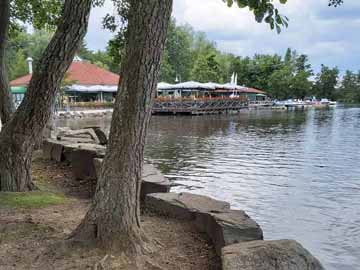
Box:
[39, 130, 325, 270]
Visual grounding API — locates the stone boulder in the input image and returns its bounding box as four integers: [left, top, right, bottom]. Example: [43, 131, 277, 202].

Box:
[195, 209, 263, 255]
[43, 139, 72, 162]
[145, 192, 230, 220]
[221, 240, 324, 270]
[93, 128, 107, 145]
[57, 136, 96, 144]
[69, 145, 106, 180]
[84, 127, 108, 145]
[71, 149, 98, 180]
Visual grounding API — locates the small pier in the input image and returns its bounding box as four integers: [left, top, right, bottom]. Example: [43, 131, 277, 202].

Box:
[152, 97, 248, 115]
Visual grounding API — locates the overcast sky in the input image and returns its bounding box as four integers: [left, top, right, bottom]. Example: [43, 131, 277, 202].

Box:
[85, 0, 360, 74]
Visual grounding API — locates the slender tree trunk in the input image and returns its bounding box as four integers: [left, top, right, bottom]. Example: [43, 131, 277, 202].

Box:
[71, 0, 173, 255]
[0, 0, 15, 125]
[0, 0, 92, 192]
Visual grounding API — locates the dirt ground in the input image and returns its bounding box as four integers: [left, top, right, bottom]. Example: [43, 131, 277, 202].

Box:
[0, 153, 220, 270]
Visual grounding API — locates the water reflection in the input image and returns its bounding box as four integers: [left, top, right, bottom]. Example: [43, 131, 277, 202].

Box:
[58, 108, 360, 270]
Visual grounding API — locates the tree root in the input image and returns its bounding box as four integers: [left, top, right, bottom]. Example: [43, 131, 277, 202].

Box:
[94, 254, 109, 270]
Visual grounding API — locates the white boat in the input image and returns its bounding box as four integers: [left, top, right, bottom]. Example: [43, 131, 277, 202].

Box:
[320, 98, 330, 105]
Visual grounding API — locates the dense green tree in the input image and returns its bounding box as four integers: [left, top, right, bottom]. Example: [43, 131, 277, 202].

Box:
[191, 53, 222, 83]
[7, 30, 53, 80]
[295, 54, 312, 74]
[229, 56, 251, 86]
[290, 70, 313, 99]
[105, 32, 124, 73]
[77, 41, 116, 71]
[159, 50, 175, 82]
[313, 65, 339, 100]
[338, 70, 360, 103]
[268, 65, 292, 100]
[8, 49, 28, 80]
[284, 48, 292, 64]
[164, 19, 193, 82]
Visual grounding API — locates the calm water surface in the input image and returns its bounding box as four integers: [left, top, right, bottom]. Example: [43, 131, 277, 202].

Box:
[58, 107, 360, 270]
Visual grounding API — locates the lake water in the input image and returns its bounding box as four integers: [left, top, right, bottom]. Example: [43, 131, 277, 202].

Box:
[58, 106, 360, 270]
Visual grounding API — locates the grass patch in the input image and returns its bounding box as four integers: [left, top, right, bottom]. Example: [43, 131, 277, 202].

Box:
[0, 191, 65, 209]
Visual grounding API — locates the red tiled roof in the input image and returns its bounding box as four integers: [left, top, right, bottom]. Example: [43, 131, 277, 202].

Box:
[243, 87, 266, 94]
[10, 74, 32, 87]
[10, 61, 120, 87]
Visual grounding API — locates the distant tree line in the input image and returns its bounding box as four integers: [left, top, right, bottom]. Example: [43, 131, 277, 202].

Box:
[7, 20, 360, 103]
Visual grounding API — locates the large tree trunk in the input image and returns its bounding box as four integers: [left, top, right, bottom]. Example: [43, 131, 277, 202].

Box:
[0, 0, 15, 125]
[71, 0, 173, 255]
[0, 0, 92, 192]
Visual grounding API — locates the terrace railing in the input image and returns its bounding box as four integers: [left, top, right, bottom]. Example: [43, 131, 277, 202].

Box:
[153, 96, 248, 114]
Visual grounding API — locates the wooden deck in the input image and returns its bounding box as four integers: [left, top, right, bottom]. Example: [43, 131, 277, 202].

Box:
[152, 97, 248, 115]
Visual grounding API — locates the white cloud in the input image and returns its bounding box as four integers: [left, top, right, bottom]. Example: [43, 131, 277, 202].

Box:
[85, 0, 360, 72]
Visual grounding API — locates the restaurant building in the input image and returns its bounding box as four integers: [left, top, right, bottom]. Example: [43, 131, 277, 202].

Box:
[10, 57, 120, 106]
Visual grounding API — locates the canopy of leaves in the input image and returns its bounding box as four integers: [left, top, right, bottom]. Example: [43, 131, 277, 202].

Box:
[328, 0, 343, 7]
[9, 0, 106, 36]
[224, 0, 289, 33]
[9, 0, 63, 35]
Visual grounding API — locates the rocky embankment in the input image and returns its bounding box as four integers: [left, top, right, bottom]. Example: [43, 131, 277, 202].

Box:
[43, 127, 324, 270]
[56, 109, 113, 119]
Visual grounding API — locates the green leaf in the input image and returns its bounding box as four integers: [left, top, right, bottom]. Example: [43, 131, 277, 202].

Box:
[236, 0, 248, 8]
[276, 24, 281, 34]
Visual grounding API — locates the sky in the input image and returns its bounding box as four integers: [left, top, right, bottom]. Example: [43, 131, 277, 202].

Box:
[85, 0, 360, 74]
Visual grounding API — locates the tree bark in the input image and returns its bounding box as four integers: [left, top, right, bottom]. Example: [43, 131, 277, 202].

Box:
[71, 0, 173, 255]
[0, 0, 15, 125]
[0, 0, 92, 192]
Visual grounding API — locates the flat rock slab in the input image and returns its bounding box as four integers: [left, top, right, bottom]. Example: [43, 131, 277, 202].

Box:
[43, 139, 106, 163]
[63, 143, 106, 163]
[145, 192, 230, 220]
[56, 137, 96, 144]
[196, 209, 263, 255]
[222, 240, 324, 270]
[141, 164, 171, 200]
[145, 192, 263, 255]
[93, 159, 170, 199]
[57, 128, 100, 144]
